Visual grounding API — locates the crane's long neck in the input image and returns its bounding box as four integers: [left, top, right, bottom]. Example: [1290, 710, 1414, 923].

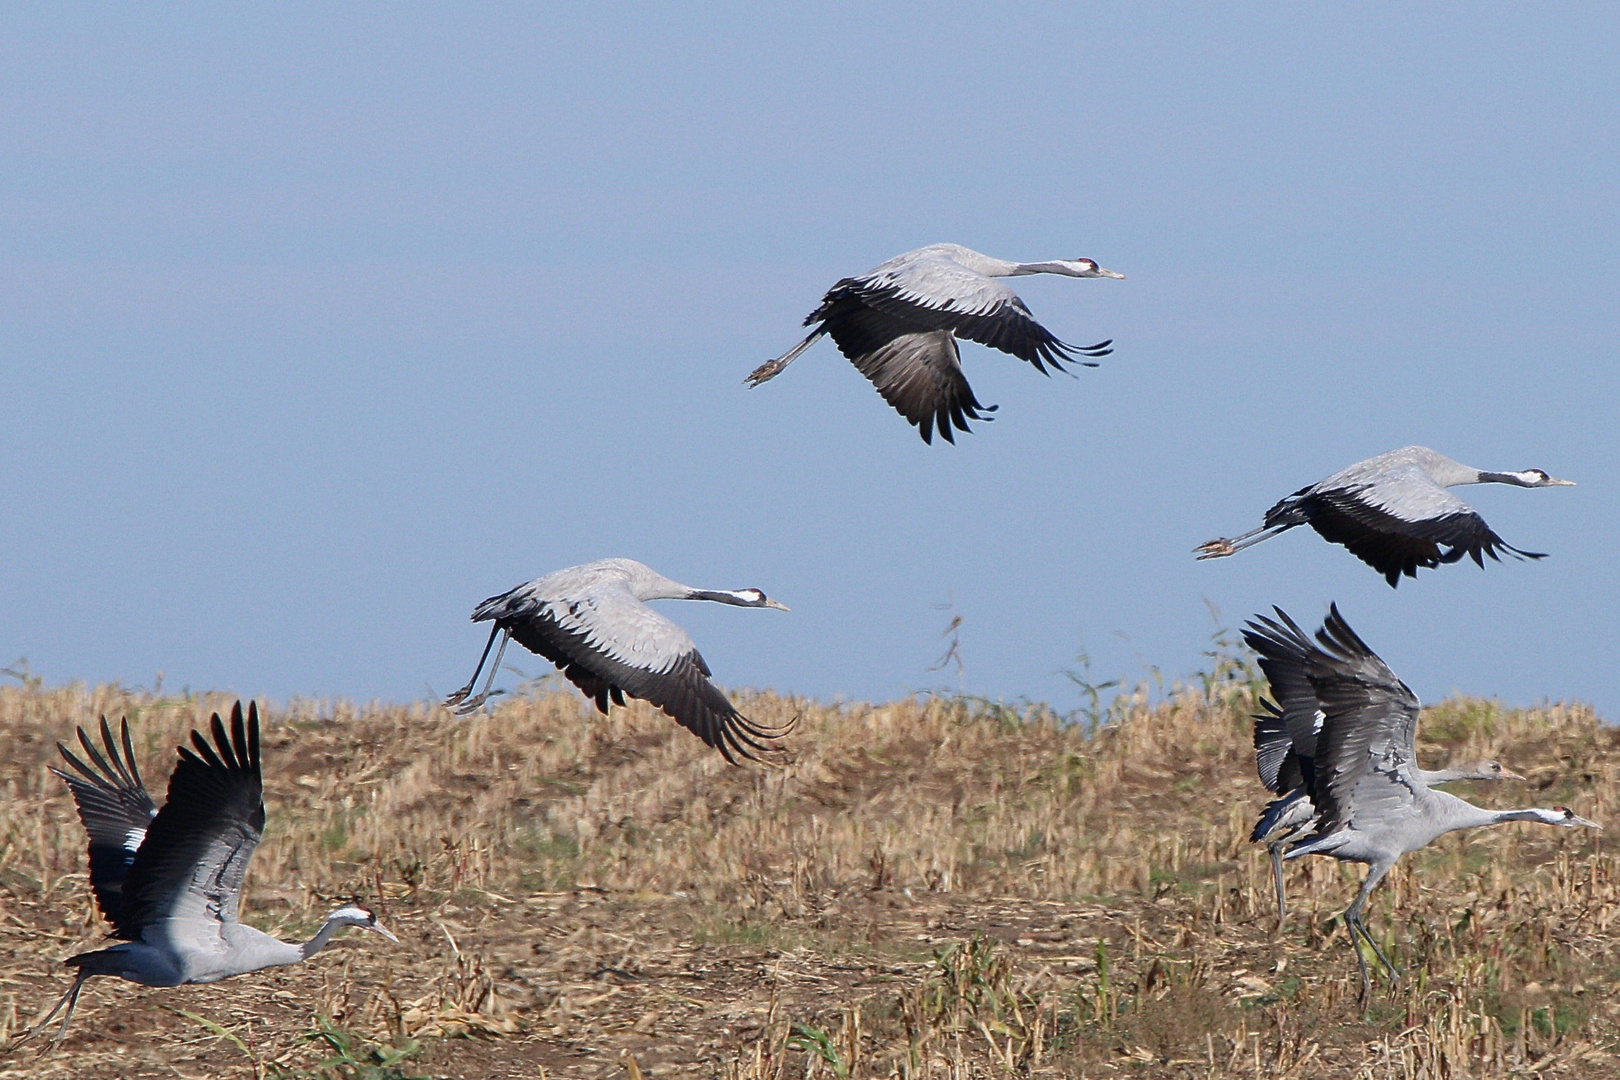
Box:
[632, 573, 758, 607]
[943, 250, 1024, 278]
[1475, 470, 1537, 487]
[685, 588, 760, 607]
[1421, 456, 1541, 489]
[1423, 459, 1487, 487]
[1419, 765, 1479, 784]
[1434, 794, 1549, 836]
[299, 915, 352, 961]
[1003, 260, 1065, 277]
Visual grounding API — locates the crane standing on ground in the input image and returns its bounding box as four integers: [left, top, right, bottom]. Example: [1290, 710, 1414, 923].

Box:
[746, 244, 1124, 444]
[22, 704, 398, 1050]
[1197, 446, 1573, 586]
[1244, 605, 1598, 998]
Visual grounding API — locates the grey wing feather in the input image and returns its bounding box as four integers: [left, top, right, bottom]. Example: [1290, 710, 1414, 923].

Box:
[1253, 701, 1306, 794]
[50, 717, 158, 924]
[1244, 610, 1326, 765]
[114, 703, 265, 937]
[845, 326, 992, 445]
[1298, 605, 1423, 836]
[1251, 787, 1316, 845]
[810, 294, 995, 443]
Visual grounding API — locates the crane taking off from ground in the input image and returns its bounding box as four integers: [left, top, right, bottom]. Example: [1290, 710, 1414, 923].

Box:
[745, 244, 1124, 444]
[22, 704, 397, 1050]
[1244, 605, 1597, 998]
[444, 558, 793, 764]
[1247, 645, 1522, 922]
[1197, 446, 1573, 586]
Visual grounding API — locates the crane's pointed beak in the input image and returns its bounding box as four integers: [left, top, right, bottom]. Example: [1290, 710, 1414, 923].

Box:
[369, 921, 401, 943]
[1573, 815, 1602, 830]
[1546, 476, 1576, 486]
[765, 599, 790, 612]
[1092, 266, 1126, 279]
[1499, 767, 1527, 781]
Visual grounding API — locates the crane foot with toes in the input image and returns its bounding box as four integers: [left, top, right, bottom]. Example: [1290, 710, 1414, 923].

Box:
[1194, 538, 1237, 559]
[744, 359, 785, 387]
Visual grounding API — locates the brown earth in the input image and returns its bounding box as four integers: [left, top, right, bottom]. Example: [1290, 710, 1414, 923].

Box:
[0, 663, 1614, 1079]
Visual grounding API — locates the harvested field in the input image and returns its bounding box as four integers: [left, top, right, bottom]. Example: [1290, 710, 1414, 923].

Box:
[0, 665, 1614, 1079]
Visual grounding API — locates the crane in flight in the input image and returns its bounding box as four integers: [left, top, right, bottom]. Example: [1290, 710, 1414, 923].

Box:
[746, 243, 1124, 444]
[1198, 446, 1573, 586]
[22, 704, 397, 1049]
[445, 558, 792, 764]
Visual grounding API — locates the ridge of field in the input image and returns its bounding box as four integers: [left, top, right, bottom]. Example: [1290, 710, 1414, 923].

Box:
[0, 663, 1613, 1079]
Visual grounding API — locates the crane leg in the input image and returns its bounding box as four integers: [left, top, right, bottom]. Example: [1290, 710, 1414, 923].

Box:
[1344, 863, 1400, 1002]
[1357, 917, 1400, 983]
[1347, 910, 1401, 1002]
[1346, 910, 1374, 1001]
[1194, 525, 1287, 560]
[745, 328, 826, 387]
[1269, 844, 1288, 924]
[443, 624, 502, 707]
[443, 626, 510, 714]
[454, 630, 510, 716]
[13, 972, 89, 1053]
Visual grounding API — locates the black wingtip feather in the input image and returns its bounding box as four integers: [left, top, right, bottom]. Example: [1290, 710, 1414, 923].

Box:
[60, 726, 116, 790]
[1241, 606, 1313, 661]
[190, 722, 224, 770]
[247, 703, 260, 773]
[118, 718, 143, 794]
[713, 707, 796, 767]
[1315, 604, 1377, 670]
[230, 705, 247, 771]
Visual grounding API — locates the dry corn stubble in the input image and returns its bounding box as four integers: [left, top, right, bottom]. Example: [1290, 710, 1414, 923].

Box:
[0, 678, 1612, 1077]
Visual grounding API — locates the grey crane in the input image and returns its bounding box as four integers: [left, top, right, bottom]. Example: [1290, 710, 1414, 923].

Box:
[23, 704, 397, 1049]
[1245, 605, 1598, 998]
[444, 558, 792, 764]
[744, 243, 1124, 444]
[1196, 445, 1573, 586]
[1247, 658, 1522, 922]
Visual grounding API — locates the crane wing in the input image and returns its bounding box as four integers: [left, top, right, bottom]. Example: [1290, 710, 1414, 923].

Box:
[1296, 605, 1424, 838]
[1245, 608, 1327, 796]
[838, 257, 1105, 372]
[1245, 610, 1324, 759]
[1252, 702, 1308, 795]
[479, 581, 786, 764]
[1251, 787, 1316, 845]
[1301, 468, 1543, 586]
[823, 300, 995, 444]
[50, 717, 158, 925]
[114, 703, 265, 938]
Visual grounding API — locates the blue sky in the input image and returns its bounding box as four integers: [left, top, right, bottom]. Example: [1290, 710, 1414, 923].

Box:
[1, 6, 1615, 716]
